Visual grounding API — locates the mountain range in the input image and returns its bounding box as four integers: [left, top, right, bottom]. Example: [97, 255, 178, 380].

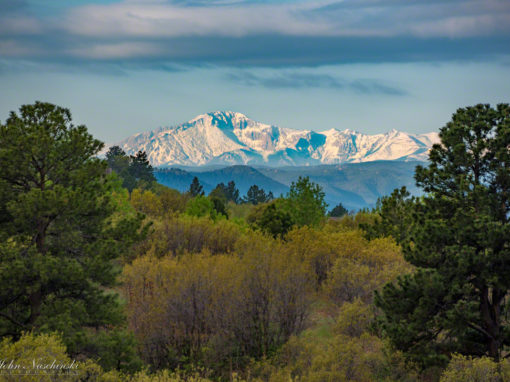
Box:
[111, 111, 440, 167]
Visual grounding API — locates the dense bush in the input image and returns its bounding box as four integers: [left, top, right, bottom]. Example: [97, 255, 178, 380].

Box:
[440, 354, 510, 382]
[123, 250, 312, 375]
[136, 214, 243, 257]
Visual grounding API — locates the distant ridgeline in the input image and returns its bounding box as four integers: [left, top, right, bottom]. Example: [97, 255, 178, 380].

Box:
[154, 161, 423, 211]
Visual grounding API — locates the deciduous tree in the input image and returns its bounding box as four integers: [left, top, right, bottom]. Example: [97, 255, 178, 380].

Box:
[285, 176, 327, 227]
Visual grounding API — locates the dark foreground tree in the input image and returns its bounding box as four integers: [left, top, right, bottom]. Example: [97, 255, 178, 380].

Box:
[0, 102, 145, 358]
[362, 187, 415, 244]
[375, 104, 510, 368]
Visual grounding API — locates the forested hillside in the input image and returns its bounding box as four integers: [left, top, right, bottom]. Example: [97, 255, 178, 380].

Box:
[154, 161, 420, 211]
[1, 102, 510, 381]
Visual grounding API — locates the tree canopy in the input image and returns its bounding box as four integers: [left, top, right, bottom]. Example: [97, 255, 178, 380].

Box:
[285, 176, 327, 227]
[248, 200, 295, 238]
[375, 104, 510, 367]
[106, 146, 155, 191]
[329, 202, 349, 218]
[211, 181, 240, 204]
[243, 184, 273, 205]
[188, 176, 204, 197]
[0, 102, 145, 356]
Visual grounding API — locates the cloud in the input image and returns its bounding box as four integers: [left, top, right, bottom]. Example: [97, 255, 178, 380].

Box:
[226, 71, 406, 95]
[0, 0, 28, 14]
[309, 0, 510, 38]
[0, 17, 43, 35]
[59, 2, 333, 38]
[1, 34, 509, 67]
[54, 0, 510, 39]
[68, 42, 165, 59]
[349, 79, 404, 95]
[0, 0, 509, 64]
[0, 40, 44, 57]
[228, 72, 345, 88]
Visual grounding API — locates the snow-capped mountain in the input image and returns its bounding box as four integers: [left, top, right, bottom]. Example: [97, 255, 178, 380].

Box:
[111, 111, 440, 167]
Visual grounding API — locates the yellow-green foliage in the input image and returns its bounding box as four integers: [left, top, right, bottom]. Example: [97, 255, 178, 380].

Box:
[127, 369, 211, 382]
[119, 208, 418, 380]
[131, 187, 190, 218]
[256, 298, 418, 382]
[0, 332, 72, 382]
[76, 359, 124, 382]
[124, 368, 253, 382]
[323, 235, 411, 304]
[0, 332, 125, 382]
[271, 331, 387, 382]
[123, 248, 312, 372]
[440, 354, 510, 382]
[185, 195, 217, 219]
[228, 201, 255, 221]
[138, 214, 243, 257]
[111, 187, 137, 217]
[334, 298, 373, 337]
[131, 189, 163, 217]
[157, 187, 190, 215]
[283, 226, 344, 286]
[324, 210, 378, 232]
[282, 226, 410, 297]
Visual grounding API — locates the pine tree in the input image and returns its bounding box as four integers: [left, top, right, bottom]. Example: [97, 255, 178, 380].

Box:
[130, 150, 156, 184]
[0, 102, 145, 355]
[375, 104, 510, 367]
[189, 176, 204, 197]
[211, 182, 228, 199]
[329, 203, 348, 218]
[362, 187, 415, 243]
[105, 146, 155, 191]
[226, 181, 240, 204]
[244, 184, 269, 205]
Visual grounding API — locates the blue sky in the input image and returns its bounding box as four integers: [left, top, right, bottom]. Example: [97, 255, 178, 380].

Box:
[1, 0, 509, 143]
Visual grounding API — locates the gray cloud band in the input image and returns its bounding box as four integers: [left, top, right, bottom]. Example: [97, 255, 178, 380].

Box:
[0, 0, 509, 64]
[226, 71, 406, 95]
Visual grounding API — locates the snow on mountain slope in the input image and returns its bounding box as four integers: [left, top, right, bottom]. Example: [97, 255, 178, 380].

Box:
[111, 111, 440, 167]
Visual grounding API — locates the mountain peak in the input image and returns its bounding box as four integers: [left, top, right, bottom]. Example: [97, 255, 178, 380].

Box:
[210, 111, 249, 119]
[189, 111, 250, 124]
[341, 128, 362, 135]
[112, 113, 439, 167]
